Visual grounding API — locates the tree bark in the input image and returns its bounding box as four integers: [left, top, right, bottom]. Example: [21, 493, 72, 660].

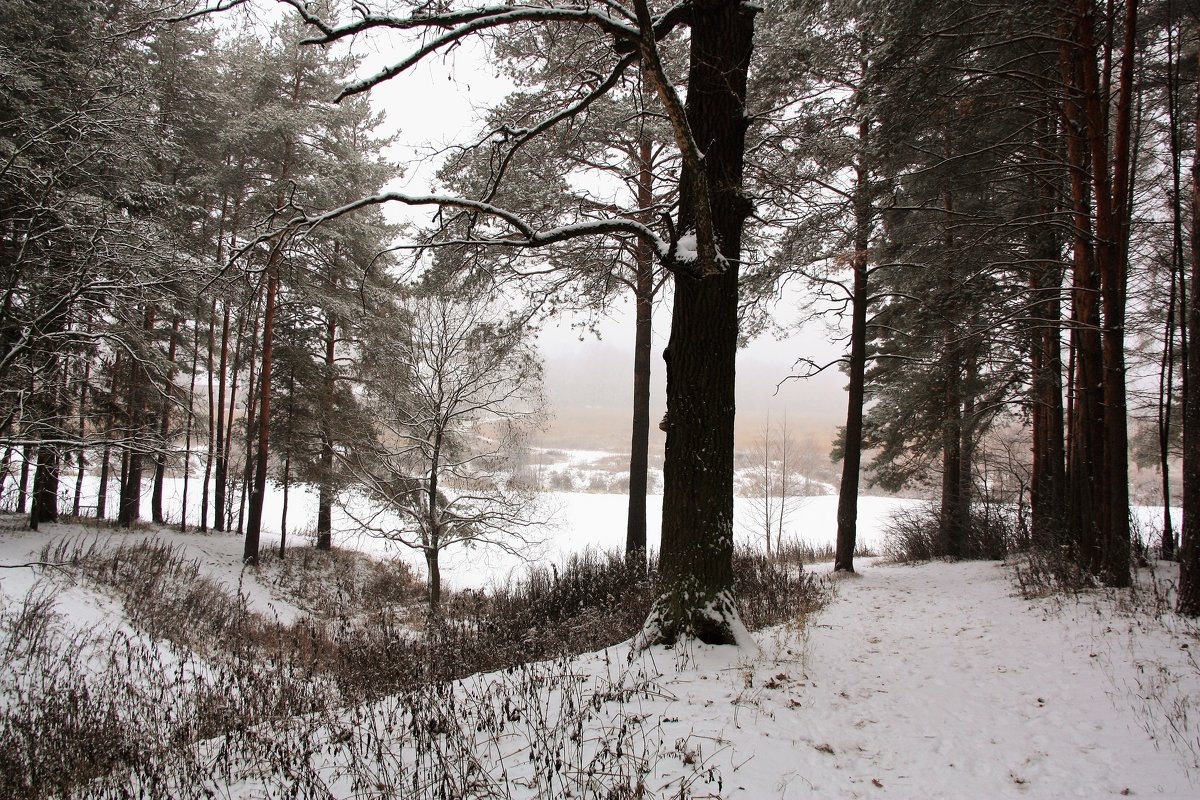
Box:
[236, 294, 262, 537]
[72, 359, 90, 517]
[16, 442, 30, 514]
[244, 265, 278, 565]
[151, 315, 180, 524]
[215, 192, 242, 531]
[1178, 48, 1200, 616]
[650, 0, 756, 646]
[279, 446, 290, 558]
[625, 126, 655, 568]
[316, 299, 337, 550]
[1058, 0, 1134, 586]
[214, 302, 232, 530]
[30, 443, 58, 527]
[118, 308, 155, 528]
[201, 300, 216, 532]
[1029, 228, 1066, 546]
[180, 315, 201, 532]
[835, 124, 871, 572]
[96, 418, 111, 520]
[1058, 7, 1106, 577]
[425, 547, 442, 613]
[939, 191, 966, 558]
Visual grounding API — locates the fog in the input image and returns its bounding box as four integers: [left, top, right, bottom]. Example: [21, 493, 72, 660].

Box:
[536, 296, 848, 454]
[363, 40, 850, 457]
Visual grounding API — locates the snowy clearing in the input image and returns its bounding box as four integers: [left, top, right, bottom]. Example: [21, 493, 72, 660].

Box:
[1, 509, 1197, 797]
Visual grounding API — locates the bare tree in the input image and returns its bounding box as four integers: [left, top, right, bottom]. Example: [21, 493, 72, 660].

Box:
[742, 414, 801, 558]
[201, 0, 761, 645]
[342, 290, 546, 611]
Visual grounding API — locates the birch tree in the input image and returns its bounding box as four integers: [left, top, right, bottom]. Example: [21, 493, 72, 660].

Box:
[345, 289, 545, 611]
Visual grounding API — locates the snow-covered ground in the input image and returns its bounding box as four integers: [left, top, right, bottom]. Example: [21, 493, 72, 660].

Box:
[25, 464, 1177, 593]
[18, 467, 919, 590]
[1, 513, 1196, 797]
[2, 449, 1195, 797]
[512, 559, 1200, 798]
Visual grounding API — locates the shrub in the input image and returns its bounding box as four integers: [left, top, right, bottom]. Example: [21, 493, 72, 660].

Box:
[773, 537, 878, 566]
[1, 536, 829, 797]
[881, 501, 1021, 564]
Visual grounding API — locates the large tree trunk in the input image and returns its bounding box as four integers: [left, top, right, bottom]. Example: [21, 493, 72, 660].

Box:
[1029, 176, 1066, 547]
[201, 300, 216, 532]
[1058, 0, 1134, 587]
[72, 359, 90, 517]
[119, 309, 154, 528]
[180, 314, 201, 532]
[940, 345, 965, 558]
[316, 303, 337, 551]
[1093, 0, 1135, 586]
[151, 315, 179, 524]
[939, 192, 966, 558]
[425, 547, 442, 613]
[29, 443, 59, 528]
[649, 0, 756, 646]
[236, 295, 262, 537]
[1058, 7, 1107, 578]
[835, 132, 871, 573]
[279, 446, 290, 558]
[1160, 16, 1187, 561]
[244, 266, 278, 566]
[16, 441, 30, 513]
[1178, 49, 1200, 616]
[625, 127, 655, 567]
[213, 302, 232, 530]
[215, 194, 242, 531]
[96, 424, 111, 520]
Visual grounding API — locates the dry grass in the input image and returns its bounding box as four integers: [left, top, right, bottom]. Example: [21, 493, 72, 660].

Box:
[0, 534, 829, 798]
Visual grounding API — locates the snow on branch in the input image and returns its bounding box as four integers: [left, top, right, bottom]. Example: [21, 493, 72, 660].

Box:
[274, 1, 641, 100]
[478, 51, 640, 207]
[631, 0, 722, 278]
[280, 191, 671, 259]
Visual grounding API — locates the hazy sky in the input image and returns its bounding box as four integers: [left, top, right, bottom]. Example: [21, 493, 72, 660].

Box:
[352, 29, 849, 451]
[535, 294, 848, 450]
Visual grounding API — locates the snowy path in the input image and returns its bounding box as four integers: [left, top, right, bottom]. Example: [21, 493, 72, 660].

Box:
[3, 516, 1197, 797]
[710, 560, 1197, 798]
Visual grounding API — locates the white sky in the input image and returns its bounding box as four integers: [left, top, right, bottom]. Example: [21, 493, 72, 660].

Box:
[338, 14, 849, 450]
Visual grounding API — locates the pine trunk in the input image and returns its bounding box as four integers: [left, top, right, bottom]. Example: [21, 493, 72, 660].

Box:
[236, 296, 261, 537]
[316, 309, 336, 551]
[72, 359, 90, 517]
[30, 443, 58, 527]
[119, 309, 154, 528]
[16, 442, 30, 513]
[835, 139, 871, 573]
[151, 315, 180, 524]
[96, 434, 110, 520]
[201, 300, 216, 532]
[1178, 49, 1200, 616]
[625, 129, 655, 567]
[244, 267, 277, 565]
[214, 302, 232, 530]
[1029, 190, 1066, 546]
[180, 315, 201, 532]
[650, 0, 755, 645]
[1058, 7, 1107, 576]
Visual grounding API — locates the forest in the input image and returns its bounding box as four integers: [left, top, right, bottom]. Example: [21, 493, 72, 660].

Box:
[3, 0, 1200, 796]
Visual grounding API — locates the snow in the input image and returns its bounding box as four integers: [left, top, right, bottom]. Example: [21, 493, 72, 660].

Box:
[3, 463, 1197, 797]
[42, 466, 913, 592]
[676, 231, 698, 261]
[0, 516, 304, 624]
